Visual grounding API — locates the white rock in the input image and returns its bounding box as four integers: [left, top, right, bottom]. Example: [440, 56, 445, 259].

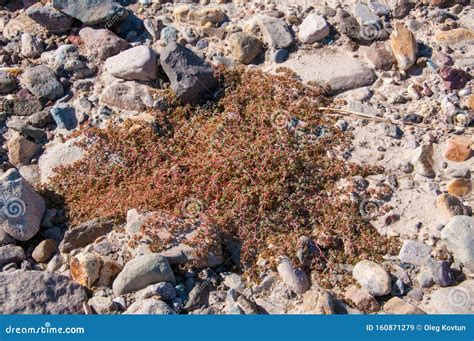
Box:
[298, 13, 330, 44]
[276, 257, 310, 295]
[353, 260, 391, 296]
[441, 216, 474, 272]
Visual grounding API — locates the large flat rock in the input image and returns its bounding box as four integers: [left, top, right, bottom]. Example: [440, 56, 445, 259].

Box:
[274, 49, 377, 95]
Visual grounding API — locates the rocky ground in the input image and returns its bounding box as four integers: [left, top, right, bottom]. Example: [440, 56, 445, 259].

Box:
[0, 0, 473, 315]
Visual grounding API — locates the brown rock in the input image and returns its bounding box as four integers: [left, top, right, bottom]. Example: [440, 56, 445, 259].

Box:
[70, 252, 102, 288]
[435, 28, 474, 45]
[96, 257, 122, 287]
[390, 22, 418, 70]
[365, 42, 396, 71]
[444, 137, 472, 162]
[79, 28, 130, 60]
[7, 133, 41, 167]
[436, 193, 467, 217]
[383, 297, 425, 314]
[344, 285, 380, 312]
[301, 289, 336, 314]
[466, 95, 474, 110]
[229, 32, 262, 65]
[447, 178, 472, 197]
[32, 239, 57, 263]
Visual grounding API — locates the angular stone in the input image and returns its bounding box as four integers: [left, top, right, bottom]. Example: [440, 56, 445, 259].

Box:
[276, 257, 310, 295]
[412, 144, 435, 178]
[399, 240, 431, 266]
[255, 16, 294, 49]
[190, 7, 226, 26]
[229, 32, 262, 65]
[113, 254, 176, 296]
[100, 82, 154, 112]
[383, 297, 425, 314]
[60, 218, 114, 253]
[79, 28, 130, 60]
[344, 285, 380, 312]
[20, 33, 43, 58]
[298, 13, 330, 44]
[0, 169, 45, 241]
[436, 193, 467, 217]
[105, 46, 157, 82]
[21, 65, 64, 101]
[160, 42, 219, 105]
[353, 260, 391, 296]
[38, 138, 85, 184]
[441, 216, 474, 272]
[0, 270, 87, 314]
[353, 3, 381, 26]
[124, 299, 175, 314]
[52, 0, 126, 25]
[444, 137, 471, 162]
[390, 22, 418, 70]
[0, 245, 26, 268]
[70, 252, 102, 288]
[365, 42, 396, 70]
[301, 289, 336, 314]
[7, 133, 41, 167]
[282, 49, 377, 95]
[27, 5, 74, 33]
[447, 178, 472, 197]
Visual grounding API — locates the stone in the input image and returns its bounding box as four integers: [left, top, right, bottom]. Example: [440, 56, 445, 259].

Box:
[27, 5, 74, 32]
[441, 216, 474, 272]
[70, 252, 102, 288]
[60, 218, 114, 253]
[50, 103, 78, 130]
[422, 279, 473, 314]
[3, 8, 48, 41]
[365, 42, 396, 70]
[344, 285, 380, 312]
[399, 240, 431, 266]
[237, 295, 260, 314]
[436, 193, 466, 217]
[435, 28, 474, 45]
[100, 82, 154, 112]
[160, 42, 219, 105]
[336, 9, 365, 43]
[427, 259, 452, 287]
[191, 7, 226, 26]
[185, 280, 213, 310]
[353, 3, 381, 26]
[21, 65, 64, 101]
[301, 289, 336, 314]
[222, 273, 245, 293]
[412, 144, 435, 178]
[282, 49, 377, 95]
[32, 239, 57, 263]
[0, 270, 87, 314]
[79, 28, 130, 60]
[89, 296, 118, 314]
[444, 138, 471, 162]
[273, 49, 289, 63]
[298, 13, 330, 44]
[38, 138, 85, 184]
[352, 260, 391, 296]
[383, 297, 425, 314]
[20, 33, 43, 58]
[96, 257, 122, 287]
[0, 71, 17, 95]
[7, 133, 41, 167]
[105, 46, 157, 82]
[113, 254, 176, 296]
[276, 257, 310, 295]
[255, 16, 294, 49]
[390, 22, 418, 70]
[52, 0, 126, 25]
[417, 268, 434, 288]
[160, 242, 224, 269]
[3, 98, 43, 117]
[228, 33, 262, 65]
[439, 66, 469, 91]
[0, 169, 45, 241]
[0, 228, 15, 246]
[136, 282, 177, 301]
[161, 26, 178, 45]
[124, 299, 175, 314]
[447, 178, 472, 197]
[368, 2, 391, 16]
[296, 236, 319, 268]
[0, 245, 26, 268]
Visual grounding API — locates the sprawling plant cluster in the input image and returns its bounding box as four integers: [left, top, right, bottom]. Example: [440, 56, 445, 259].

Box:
[51, 67, 399, 283]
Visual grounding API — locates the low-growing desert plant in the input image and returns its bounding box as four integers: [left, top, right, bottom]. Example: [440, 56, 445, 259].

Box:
[51, 67, 399, 284]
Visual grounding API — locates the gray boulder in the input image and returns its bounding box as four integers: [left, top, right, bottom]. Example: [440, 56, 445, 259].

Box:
[353, 260, 391, 296]
[60, 218, 114, 253]
[27, 5, 74, 32]
[105, 46, 157, 81]
[21, 65, 64, 101]
[0, 245, 26, 268]
[441, 216, 474, 272]
[113, 254, 176, 296]
[52, 0, 126, 25]
[0, 270, 87, 314]
[0, 169, 45, 241]
[160, 42, 219, 105]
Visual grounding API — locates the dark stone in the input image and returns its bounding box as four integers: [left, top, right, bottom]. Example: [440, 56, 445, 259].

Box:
[27, 5, 74, 32]
[59, 218, 114, 253]
[53, 0, 127, 25]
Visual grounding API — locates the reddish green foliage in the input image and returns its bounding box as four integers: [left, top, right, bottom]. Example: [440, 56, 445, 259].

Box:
[51, 67, 399, 282]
